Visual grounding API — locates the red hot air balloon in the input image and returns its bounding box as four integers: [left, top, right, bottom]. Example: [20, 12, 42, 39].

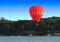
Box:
[29, 6, 44, 26]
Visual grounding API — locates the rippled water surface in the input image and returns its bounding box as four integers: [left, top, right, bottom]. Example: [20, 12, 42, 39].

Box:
[0, 36, 60, 42]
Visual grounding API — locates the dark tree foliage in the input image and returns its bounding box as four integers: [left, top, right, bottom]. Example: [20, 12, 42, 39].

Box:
[0, 17, 60, 36]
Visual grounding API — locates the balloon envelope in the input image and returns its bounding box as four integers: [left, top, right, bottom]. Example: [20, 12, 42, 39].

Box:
[29, 6, 44, 23]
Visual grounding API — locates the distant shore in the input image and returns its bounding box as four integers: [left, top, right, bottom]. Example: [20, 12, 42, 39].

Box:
[0, 16, 60, 36]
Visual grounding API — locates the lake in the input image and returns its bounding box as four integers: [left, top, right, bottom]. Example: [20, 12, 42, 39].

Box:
[0, 36, 60, 42]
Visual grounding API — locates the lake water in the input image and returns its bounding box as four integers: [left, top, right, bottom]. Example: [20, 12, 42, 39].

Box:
[0, 36, 60, 42]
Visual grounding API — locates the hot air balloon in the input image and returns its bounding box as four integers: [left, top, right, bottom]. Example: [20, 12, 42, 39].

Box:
[29, 6, 44, 26]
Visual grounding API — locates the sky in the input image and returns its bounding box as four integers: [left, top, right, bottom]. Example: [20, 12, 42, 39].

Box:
[0, 0, 60, 20]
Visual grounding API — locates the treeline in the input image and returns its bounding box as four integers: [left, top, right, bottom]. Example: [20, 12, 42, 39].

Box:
[0, 16, 60, 36]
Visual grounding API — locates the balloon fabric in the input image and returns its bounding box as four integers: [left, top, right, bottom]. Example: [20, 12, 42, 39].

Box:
[29, 6, 44, 23]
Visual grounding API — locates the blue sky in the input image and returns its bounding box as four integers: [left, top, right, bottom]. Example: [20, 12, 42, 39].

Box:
[0, 0, 60, 20]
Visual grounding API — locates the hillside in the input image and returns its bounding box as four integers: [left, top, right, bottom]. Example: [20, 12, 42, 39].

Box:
[0, 16, 60, 36]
